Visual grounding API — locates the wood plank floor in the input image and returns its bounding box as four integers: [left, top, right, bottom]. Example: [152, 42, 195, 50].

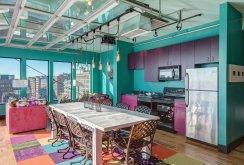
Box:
[154, 130, 244, 165]
[0, 119, 243, 165]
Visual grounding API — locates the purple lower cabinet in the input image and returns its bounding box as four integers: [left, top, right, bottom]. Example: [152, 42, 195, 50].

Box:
[122, 95, 137, 111]
[174, 100, 186, 135]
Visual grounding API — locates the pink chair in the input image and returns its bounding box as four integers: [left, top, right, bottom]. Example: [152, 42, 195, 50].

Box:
[6, 105, 47, 134]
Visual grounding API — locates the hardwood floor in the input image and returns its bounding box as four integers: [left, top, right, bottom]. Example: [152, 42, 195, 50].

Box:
[154, 130, 244, 165]
[0, 119, 243, 165]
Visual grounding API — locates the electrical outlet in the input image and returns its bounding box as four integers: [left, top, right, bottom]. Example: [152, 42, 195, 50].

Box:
[229, 64, 244, 82]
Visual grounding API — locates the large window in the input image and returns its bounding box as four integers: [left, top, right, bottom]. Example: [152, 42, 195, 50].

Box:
[53, 62, 71, 100]
[76, 64, 91, 99]
[0, 58, 20, 104]
[26, 60, 48, 100]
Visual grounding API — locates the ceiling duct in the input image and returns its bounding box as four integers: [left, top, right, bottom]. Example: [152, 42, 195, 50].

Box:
[121, 14, 152, 38]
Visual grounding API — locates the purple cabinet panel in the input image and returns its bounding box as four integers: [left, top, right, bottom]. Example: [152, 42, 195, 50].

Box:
[180, 41, 195, 80]
[128, 52, 144, 70]
[168, 44, 181, 66]
[128, 53, 136, 70]
[135, 52, 145, 69]
[158, 47, 169, 67]
[174, 100, 186, 135]
[122, 95, 137, 111]
[195, 37, 212, 64]
[144, 49, 159, 82]
[211, 36, 219, 63]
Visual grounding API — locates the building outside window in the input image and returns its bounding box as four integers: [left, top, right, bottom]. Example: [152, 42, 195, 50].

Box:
[53, 62, 71, 100]
[26, 60, 48, 100]
[76, 64, 91, 99]
[0, 58, 20, 104]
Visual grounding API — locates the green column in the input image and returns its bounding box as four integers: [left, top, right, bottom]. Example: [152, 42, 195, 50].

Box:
[72, 63, 76, 101]
[20, 58, 27, 97]
[48, 61, 54, 103]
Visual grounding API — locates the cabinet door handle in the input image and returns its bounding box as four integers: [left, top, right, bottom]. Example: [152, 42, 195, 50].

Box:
[212, 56, 214, 62]
[207, 57, 210, 61]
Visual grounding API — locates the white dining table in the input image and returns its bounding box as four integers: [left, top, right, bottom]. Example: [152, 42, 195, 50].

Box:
[49, 102, 159, 165]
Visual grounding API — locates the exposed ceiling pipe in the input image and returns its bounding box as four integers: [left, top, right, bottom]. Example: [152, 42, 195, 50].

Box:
[120, 0, 178, 22]
[134, 23, 219, 47]
[26, 0, 77, 47]
[5, 0, 27, 45]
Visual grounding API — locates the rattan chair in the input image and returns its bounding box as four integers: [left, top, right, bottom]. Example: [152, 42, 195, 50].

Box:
[101, 99, 113, 106]
[65, 116, 93, 164]
[45, 107, 59, 146]
[52, 110, 78, 159]
[111, 120, 159, 165]
[134, 105, 151, 114]
[116, 102, 130, 110]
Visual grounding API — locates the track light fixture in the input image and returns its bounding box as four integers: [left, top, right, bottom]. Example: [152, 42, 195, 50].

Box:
[176, 10, 182, 31]
[132, 37, 136, 43]
[153, 30, 158, 37]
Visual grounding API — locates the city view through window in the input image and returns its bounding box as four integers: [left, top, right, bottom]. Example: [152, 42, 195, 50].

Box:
[0, 58, 91, 104]
[53, 62, 71, 100]
[76, 64, 91, 99]
[0, 58, 20, 104]
[27, 60, 48, 100]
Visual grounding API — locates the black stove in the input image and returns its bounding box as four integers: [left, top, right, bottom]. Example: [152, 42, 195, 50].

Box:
[156, 87, 185, 132]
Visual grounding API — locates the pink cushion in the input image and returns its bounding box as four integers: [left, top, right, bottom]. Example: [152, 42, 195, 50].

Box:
[6, 105, 47, 134]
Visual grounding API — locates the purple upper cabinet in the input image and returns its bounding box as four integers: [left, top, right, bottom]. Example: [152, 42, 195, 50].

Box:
[180, 41, 195, 80]
[144, 49, 159, 82]
[194, 37, 212, 64]
[128, 53, 136, 70]
[135, 51, 145, 69]
[211, 36, 219, 63]
[158, 47, 169, 67]
[128, 52, 145, 70]
[168, 44, 181, 66]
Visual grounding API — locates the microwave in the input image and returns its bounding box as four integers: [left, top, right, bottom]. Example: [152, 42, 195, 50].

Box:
[158, 65, 181, 81]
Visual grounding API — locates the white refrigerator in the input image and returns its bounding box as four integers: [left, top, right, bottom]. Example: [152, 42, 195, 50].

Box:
[185, 67, 218, 146]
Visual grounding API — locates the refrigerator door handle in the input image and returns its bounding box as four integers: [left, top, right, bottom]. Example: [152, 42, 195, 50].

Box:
[185, 73, 189, 107]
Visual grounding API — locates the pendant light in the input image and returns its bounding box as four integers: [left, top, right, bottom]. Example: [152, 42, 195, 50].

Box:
[72, 40, 75, 69]
[92, 30, 95, 69]
[107, 23, 111, 72]
[85, 34, 88, 71]
[80, 36, 83, 73]
[99, 27, 102, 70]
[116, 18, 120, 62]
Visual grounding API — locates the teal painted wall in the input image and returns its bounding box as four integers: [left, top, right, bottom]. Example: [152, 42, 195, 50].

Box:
[133, 21, 219, 92]
[99, 41, 134, 105]
[219, 2, 244, 146]
[116, 41, 134, 102]
[0, 46, 100, 115]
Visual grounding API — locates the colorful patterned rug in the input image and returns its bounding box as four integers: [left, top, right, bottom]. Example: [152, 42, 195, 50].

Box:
[10, 130, 204, 165]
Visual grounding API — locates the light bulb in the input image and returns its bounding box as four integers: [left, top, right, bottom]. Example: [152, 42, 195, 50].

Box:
[116, 50, 120, 62]
[107, 62, 111, 72]
[92, 60, 95, 68]
[99, 62, 102, 70]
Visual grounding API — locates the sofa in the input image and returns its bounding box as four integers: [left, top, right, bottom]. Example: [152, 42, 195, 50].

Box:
[6, 105, 47, 134]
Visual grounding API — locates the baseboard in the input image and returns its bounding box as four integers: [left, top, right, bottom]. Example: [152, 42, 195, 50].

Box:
[218, 135, 244, 153]
[0, 115, 5, 120]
